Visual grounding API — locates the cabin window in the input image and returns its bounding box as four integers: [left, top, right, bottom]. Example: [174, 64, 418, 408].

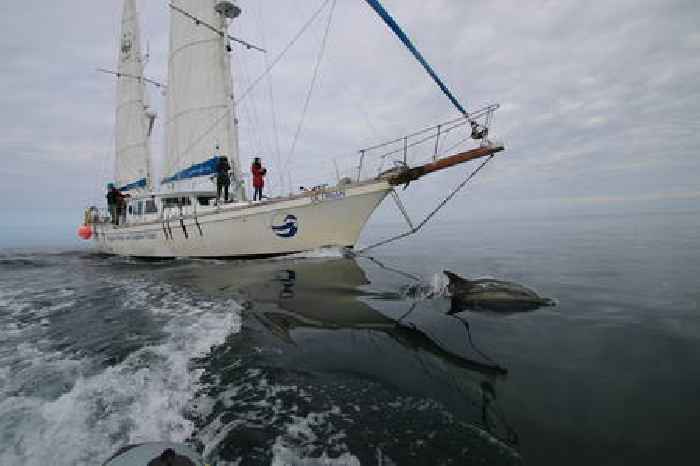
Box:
[144, 199, 158, 213]
[197, 196, 215, 206]
[163, 197, 192, 208]
[162, 198, 179, 208]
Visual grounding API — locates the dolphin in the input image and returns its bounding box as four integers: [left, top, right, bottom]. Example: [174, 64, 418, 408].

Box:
[444, 270, 555, 313]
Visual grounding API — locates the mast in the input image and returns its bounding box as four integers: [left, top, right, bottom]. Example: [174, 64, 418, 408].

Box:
[114, 0, 152, 192]
[163, 0, 245, 200]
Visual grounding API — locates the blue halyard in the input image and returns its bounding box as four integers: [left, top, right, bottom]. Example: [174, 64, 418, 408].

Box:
[364, 0, 468, 117]
[158, 0, 472, 188]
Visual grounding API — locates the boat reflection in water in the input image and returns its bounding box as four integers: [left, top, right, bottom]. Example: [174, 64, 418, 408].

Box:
[176, 257, 522, 465]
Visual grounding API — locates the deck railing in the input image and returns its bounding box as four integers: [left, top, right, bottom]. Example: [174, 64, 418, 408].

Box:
[332, 104, 499, 185]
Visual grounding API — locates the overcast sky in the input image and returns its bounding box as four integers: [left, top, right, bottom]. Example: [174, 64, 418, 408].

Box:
[0, 0, 698, 246]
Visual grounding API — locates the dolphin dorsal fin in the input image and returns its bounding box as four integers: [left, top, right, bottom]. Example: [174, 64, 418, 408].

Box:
[443, 270, 471, 286]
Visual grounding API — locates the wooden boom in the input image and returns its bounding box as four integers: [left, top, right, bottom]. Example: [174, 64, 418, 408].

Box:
[385, 144, 504, 186]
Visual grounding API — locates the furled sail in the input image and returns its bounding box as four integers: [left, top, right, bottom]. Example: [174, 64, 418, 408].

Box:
[115, 0, 152, 192]
[163, 0, 244, 199]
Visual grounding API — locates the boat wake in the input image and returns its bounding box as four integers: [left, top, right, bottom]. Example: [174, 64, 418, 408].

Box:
[281, 246, 350, 260]
[1, 251, 523, 465]
[398, 271, 450, 300]
[0, 259, 240, 466]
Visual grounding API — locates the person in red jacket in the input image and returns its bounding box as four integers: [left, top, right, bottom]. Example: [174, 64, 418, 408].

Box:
[251, 157, 266, 201]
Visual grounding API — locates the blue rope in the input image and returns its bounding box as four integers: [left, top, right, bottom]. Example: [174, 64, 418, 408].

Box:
[364, 0, 468, 117]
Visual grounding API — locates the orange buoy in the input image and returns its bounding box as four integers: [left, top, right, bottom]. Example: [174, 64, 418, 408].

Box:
[78, 225, 93, 240]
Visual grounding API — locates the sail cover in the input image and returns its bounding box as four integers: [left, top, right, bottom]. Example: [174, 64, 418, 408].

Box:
[114, 0, 151, 192]
[163, 0, 243, 198]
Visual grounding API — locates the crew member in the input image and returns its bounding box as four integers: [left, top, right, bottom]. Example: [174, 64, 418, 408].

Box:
[251, 157, 266, 201]
[106, 184, 128, 225]
[216, 150, 231, 203]
[106, 184, 118, 225]
[117, 190, 130, 225]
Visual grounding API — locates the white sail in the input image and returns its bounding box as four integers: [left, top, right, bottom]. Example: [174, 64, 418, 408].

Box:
[114, 0, 151, 192]
[164, 0, 244, 199]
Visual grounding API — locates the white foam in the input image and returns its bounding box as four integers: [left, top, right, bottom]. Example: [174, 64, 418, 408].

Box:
[0, 280, 241, 466]
[0, 343, 86, 398]
[196, 371, 296, 459]
[270, 407, 359, 466]
[430, 272, 450, 297]
[281, 246, 348, 260]
[0, 366, 9, 390]
[271, 436, 361, 466]
[0, 284, 76, 338]
[0, 286, 30, 313]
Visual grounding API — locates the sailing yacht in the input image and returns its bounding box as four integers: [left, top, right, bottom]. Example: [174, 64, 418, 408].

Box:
[82, 0, 503, 258]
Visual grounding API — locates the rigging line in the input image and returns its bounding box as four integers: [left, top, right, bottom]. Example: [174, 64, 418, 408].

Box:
[364, 0, 469, 119]
[255, 0, 284, 195]
[164, 104, 228, 125]
[247, 73, 276, 179]
[235, 0, 332, 106]
[97, 128, 112, 202]
[266, 64, 284, 195]
[168, 3, 266, 53]
[236, 50, 280, 195]
[363, 255, 422, 282]
[414, 155, 494, 231]
[357, 155, 495, 254]
[282, 0, 337, 183]
[166, 108, 231, 181]
[105, 122, 117, 184]
[237, 57, 280, 197]
[235, 52, 267, 161]
[355, 98, 383, 141]
[97, 68, 166, 89]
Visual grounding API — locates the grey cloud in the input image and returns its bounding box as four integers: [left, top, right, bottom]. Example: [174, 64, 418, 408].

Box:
[0, 0, 698, 224]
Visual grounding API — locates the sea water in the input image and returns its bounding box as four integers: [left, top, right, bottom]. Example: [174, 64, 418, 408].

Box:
[1, 199, 698, 465]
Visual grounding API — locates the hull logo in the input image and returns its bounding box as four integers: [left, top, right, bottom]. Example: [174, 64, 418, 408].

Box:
[272, 214, 299, 238]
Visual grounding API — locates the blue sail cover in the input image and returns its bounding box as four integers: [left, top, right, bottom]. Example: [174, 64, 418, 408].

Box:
[364, 0, 468, 117]
[119, 177, 147, 192]
[161, 156, 220, 184]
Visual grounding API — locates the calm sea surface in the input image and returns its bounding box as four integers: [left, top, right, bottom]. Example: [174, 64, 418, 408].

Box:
[1, 200, 699, 465]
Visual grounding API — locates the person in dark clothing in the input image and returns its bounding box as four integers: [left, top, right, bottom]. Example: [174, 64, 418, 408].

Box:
[106, 184, 128, 225]
[106, 184, 118, 225]
[251, 157, 266, 201]
[216, 153, 231, 203]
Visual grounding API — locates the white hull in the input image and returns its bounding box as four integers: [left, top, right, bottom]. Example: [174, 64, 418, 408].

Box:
[93, 181, 391, 258]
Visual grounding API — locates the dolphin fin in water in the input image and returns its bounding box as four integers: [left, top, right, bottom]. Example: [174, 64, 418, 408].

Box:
[444, 270, 555, 314]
